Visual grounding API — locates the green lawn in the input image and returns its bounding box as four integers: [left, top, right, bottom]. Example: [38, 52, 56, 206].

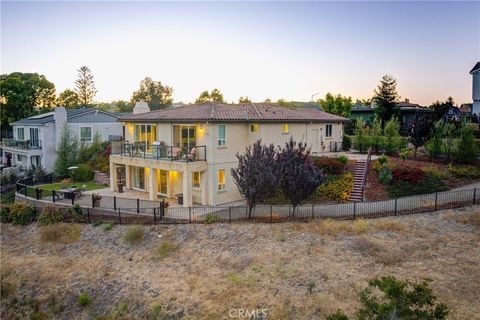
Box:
[36, 181, 107, 192]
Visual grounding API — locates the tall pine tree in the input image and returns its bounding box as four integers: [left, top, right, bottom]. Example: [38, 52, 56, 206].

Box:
[75, 66, 97, 107]
[373, 75, 399, 128]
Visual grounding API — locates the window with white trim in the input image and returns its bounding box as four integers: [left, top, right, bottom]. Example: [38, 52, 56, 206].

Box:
[217, 169, 226, 191]
[80, 126, 92, 142]
[17, 128, 24, 140]
[325, 124, 332, 138]
[218, 125, 226, 146]
[250, 123, 259, 133]
[192, 172, 201, 189]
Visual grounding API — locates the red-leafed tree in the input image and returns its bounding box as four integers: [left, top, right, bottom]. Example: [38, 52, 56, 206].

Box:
[277, 137, 324, 216]
[408, 113, 434, 157]
[231, 140, 280, 219]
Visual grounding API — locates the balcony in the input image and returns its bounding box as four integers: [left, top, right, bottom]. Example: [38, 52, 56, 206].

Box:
[118, 142, 206, 162]
[0, 139, 42, 150]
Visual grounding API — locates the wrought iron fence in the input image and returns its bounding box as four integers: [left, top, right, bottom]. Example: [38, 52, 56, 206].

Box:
[15, 177, 479, 224]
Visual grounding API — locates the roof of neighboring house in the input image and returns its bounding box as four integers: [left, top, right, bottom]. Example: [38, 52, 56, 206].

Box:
[11, 108, 122, 126]
[119, 102, 348, 123]
[470, 62, 480, 74]
[459, 104, 472, 114]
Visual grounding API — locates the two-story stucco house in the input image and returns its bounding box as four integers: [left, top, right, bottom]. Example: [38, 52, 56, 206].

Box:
[109, 102, 347, 207]
[1, 107, 125, 172]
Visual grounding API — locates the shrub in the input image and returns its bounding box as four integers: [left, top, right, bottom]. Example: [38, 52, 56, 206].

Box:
[0, 190, 16, 205]
[425, 137, 443, 158]
[386, 174, 447, 198]
[9, 202, 37, 225]
[336, 155, 349, 165]
[78, 293, 92, 307]
[377, 154, 388, 165]
[156, 241, 178, 259]
[102, 222, 113, 231]
[67, 204, 84, 222]
[342, 135, 351, 151]
[0, 205, 12, 223]
[314, 157, 346, 174]
[399, 148, 410, 162]
[316, 173, 354, 203]
[40, 224, 82, 243]
[384, 118, 402, 154]
[423, 166, 449, 180]
[123, 225, 144, 244]
[447, 164, 480, 179]
[326, 275, 448, 320]
[71, 164, 94, 182]
[204, 213, 220, 224]
[378, 165, 392, 185]
[453, 125, 479, 164]
[392, 166, 424, 184]
[38, 205, 64, 226]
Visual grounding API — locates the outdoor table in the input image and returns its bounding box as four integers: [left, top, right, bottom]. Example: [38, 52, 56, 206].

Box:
[59, 188, 78, 200]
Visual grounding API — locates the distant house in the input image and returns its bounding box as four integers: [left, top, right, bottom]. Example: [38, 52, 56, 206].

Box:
[0, 107, 126, 172]
[470, 62, 480, 117]
[349, 100, 432, 135]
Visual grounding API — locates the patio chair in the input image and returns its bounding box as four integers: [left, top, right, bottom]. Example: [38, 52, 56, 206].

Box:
[81, 185, 87, 193]
[185, 147, 196, 161]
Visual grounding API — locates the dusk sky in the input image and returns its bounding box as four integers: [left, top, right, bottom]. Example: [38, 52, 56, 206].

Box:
[1, 1, 479, 105]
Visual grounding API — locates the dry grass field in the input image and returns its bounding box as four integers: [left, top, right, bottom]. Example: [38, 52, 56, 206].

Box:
[1, 206, 479, 319]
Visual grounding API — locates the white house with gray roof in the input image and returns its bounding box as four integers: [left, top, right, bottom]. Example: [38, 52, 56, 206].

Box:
[1, 107, 126, 172]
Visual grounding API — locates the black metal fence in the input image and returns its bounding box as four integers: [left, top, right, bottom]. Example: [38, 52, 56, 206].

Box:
[15, 177, 479, 224]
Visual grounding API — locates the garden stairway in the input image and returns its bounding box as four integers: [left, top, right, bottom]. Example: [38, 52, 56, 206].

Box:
[350, 160, 366, 202]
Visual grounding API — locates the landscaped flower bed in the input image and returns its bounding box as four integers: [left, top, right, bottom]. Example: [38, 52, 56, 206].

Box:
[365, 155, 480, 201]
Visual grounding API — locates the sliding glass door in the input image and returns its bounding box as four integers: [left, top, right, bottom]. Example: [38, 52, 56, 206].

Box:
[173, 125, 196, 151]
[134, 124, 157, 152]
[157, 169, 168, 196]
[132, 166, 145, 190]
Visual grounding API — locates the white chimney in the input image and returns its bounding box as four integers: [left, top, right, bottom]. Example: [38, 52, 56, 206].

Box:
[133, 101, 150, 115]
[54, 107, 67, 151]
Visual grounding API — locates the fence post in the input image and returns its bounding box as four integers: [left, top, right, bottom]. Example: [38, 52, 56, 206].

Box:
[353, 202, 356, 220]
[394, 198, 398, 216]
[270, 205, 273, 223]
[189, 206, 192, 223]
[52, 190, 56, 203]
[118, 208, 122, 224]
[229, 206, 232, 223]
[473, 188, 477, 205]
[71, 194, 74, 206]
[24, 186, 27, 197]
[311, 204, 314, 220]
[153, 207, 157, 224]
[36, 188, 39, 200]
[87, 208, 91, 223]
[160, 201, 165, 219]
[114, 196, 117, 211]
[434, 192, 438, 211]
[137, 198, 140, 214]
[91, 194, 95, 208]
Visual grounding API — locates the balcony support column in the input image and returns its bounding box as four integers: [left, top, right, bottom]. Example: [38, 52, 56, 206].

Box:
[182, 168, 192, 207]
[110, 162, 118, 192]
[200, 171, 207, 205]
[125, 165, 131, 190]
[148, 167, 157, 201]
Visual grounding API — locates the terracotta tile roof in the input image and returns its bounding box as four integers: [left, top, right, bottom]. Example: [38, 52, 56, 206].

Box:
[120, 102, 348, 123]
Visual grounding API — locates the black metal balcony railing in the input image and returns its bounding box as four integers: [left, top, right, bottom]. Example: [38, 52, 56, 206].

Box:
[0, 139, 42, 150]
[119, 142, 206, 162]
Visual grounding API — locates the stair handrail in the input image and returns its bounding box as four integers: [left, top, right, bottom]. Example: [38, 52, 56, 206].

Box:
[361, 147, 373, 200]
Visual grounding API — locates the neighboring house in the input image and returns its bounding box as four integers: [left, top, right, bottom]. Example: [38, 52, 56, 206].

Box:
[470, 62, 480, 117]
[0, 107, 126, 172]
[109, 102, 348, 207]
[350, 101, 432, 135]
